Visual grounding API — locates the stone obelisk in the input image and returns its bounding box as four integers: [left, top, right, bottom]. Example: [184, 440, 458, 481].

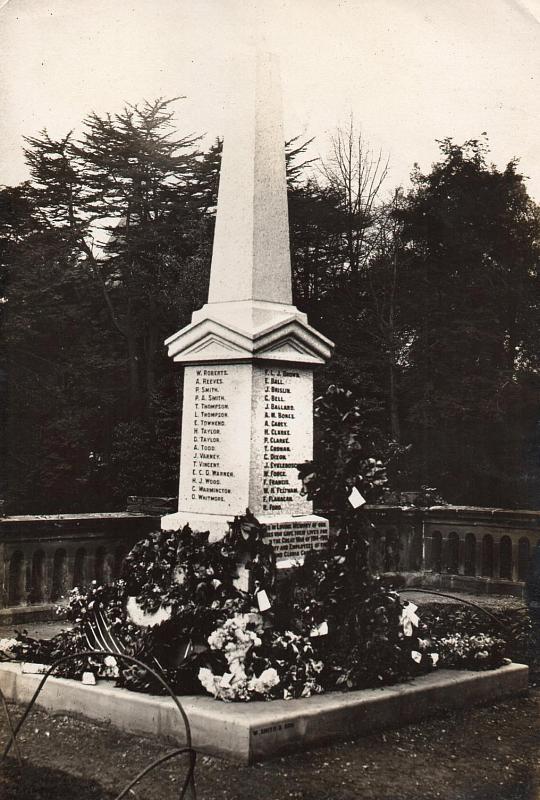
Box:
[162, 52, 333, 561]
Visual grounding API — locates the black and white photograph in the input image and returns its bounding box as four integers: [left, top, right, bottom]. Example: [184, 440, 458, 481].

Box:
[0, 1, 539, 797]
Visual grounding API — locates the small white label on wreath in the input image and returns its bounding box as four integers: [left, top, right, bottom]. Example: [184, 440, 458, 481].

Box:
[256, 590, 271, 611]
[310, 621, 329, 637]
[348, 487, 366, 508]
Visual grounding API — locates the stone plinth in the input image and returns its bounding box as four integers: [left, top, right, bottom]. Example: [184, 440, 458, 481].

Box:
[161, 360, 331, 553]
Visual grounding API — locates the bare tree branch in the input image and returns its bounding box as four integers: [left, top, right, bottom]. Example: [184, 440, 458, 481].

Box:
[319, 115, 389, 276]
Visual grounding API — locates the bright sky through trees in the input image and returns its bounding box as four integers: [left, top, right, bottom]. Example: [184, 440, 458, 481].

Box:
[0, 0, 539, 198]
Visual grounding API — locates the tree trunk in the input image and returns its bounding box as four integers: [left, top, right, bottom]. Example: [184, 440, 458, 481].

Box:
[389, 361, 400, 442]
[145, 330, 158, 408]
[388, 251, 400, 442]
[125, 304, 141, 418]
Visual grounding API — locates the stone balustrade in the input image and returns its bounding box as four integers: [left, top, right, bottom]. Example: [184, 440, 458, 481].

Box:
[1, 504, 539, 612]
[0, 512, 160, 612]
[365, 505, 540, 596]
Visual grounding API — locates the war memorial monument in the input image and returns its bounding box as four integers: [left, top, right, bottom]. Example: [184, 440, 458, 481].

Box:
[162, 52, 333, 560]
[0, 49, 529, 769]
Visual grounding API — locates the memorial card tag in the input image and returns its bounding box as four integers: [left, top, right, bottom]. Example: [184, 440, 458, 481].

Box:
[400, 602, 420, 636]
[348, 487, 366, 508]
[310, 620, 329, 637]
[82, 671, 96, 685]
[411, 650, 422, 664]
[256, 589, 271, 612]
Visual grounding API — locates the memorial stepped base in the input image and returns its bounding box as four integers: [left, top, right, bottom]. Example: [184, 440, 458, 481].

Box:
[0, 662, 528, 764]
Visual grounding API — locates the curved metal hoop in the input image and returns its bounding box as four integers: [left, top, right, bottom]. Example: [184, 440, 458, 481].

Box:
[0, 686, 22, 766]
[1, 649, 197, 800]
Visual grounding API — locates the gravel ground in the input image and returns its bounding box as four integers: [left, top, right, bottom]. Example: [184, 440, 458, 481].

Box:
[0, 687, 539, 800]
[402, 591, 525, 610]
[0, 621, 72, 641]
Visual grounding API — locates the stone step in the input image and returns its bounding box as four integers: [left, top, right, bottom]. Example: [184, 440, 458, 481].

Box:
[0, 662, 528, 764]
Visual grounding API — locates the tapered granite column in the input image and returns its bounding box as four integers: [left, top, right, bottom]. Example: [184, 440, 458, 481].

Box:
[162, 52, 334, 561]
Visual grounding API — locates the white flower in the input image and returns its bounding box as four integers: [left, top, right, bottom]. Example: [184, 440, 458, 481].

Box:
[260, 667, 279, 686]
[0, 638, 18, 659]
[475, 650, 489, 660]
[174, 569, 186, 586]
[249, 667, 280, 695]
[100, 654, 119, 679]
[229, 661, 245, 678]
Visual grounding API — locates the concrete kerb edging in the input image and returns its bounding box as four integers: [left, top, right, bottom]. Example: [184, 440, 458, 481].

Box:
[0, 662, 529, 764]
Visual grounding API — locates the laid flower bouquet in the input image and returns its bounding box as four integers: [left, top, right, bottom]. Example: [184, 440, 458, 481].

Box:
[198, 612, 276, 701]
[199, 612, 324, 701]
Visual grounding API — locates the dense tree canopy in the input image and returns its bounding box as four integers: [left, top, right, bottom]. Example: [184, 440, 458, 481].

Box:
[396, 139, 540, 504]
[1, 102, 539, 512]
[1, 99, 218, 510]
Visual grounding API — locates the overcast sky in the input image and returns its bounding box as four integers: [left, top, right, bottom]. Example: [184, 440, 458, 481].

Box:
[1, 0, 539, 200]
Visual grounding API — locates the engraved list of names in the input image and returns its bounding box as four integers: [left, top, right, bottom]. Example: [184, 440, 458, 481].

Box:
[252, 365, 312, 517]
[178, 364, 251, 515]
